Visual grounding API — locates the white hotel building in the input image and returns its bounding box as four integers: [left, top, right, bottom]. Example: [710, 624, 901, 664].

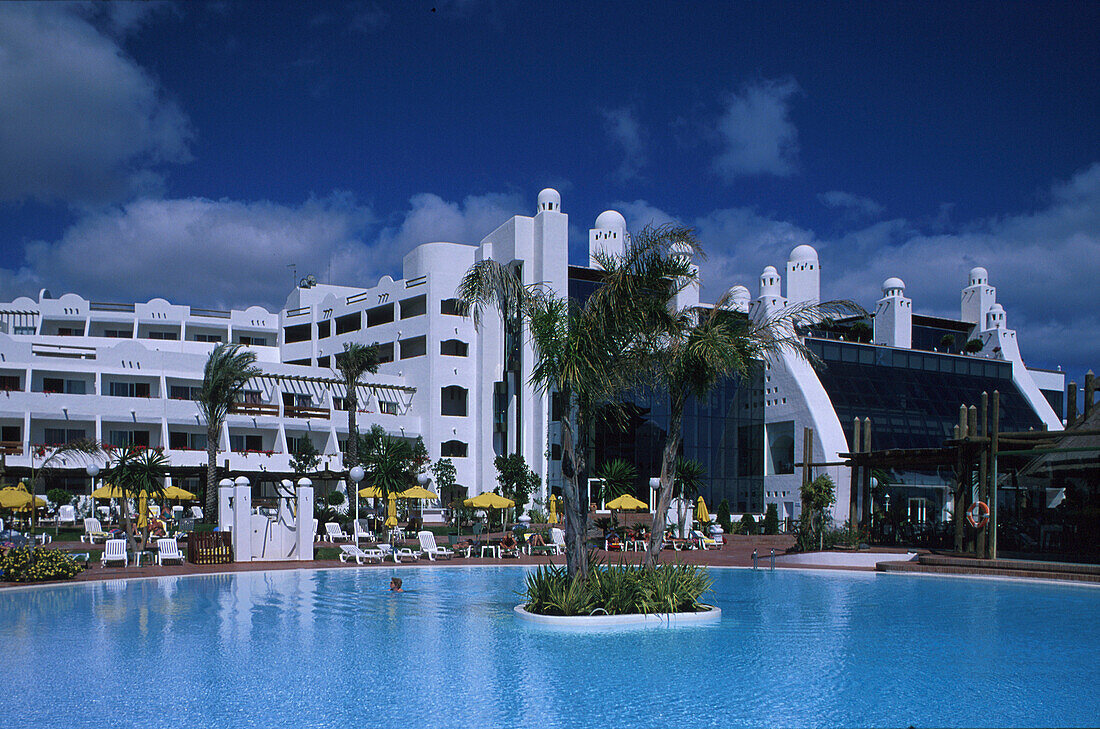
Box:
[0, 188, 1064, 525]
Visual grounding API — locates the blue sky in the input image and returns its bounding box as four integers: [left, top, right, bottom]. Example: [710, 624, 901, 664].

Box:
[0, 1, 1098, 384]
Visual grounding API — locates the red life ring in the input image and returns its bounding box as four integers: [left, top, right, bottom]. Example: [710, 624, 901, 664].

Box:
[967, 501, 990, 528]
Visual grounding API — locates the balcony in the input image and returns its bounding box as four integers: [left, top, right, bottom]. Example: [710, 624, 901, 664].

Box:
[284, 405, 330, 420]
[0, 441, 22, 455]
[228, 402, 279, 416]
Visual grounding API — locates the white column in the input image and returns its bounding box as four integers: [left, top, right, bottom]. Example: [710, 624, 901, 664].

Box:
[232, 476, 252, 562]
[296, 478, 314, 561]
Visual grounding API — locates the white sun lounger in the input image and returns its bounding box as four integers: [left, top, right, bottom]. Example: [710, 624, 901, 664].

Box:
[324, 522, 350, 542]
[101, 538, 128, 567]
[417, 530, 453, 560]
[393, 547, 420, 563]
[549, 527, 566, 555]
[354, 519, 375, 544]
[156, 537, 184, 565]
[82, 517, 109, 544]
[190, 506, 203, 520]
[58, 505, 77, 527]
[339, 544, 384, 564]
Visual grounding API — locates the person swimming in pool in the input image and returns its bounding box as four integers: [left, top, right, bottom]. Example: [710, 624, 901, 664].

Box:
[389, 577, 403, 592]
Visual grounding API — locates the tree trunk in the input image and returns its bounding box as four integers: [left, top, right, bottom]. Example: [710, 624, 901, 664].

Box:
[346, 388, 358, 468]
[645, 391, 687, 568]
[559, 412, 588, 579]
[205, 423, 219, 524]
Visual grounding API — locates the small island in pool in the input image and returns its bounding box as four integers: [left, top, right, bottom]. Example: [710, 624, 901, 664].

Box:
[520, 562, 715, 618]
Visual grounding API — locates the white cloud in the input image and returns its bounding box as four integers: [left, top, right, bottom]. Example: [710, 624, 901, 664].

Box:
[3, 190, 528, 312]
[712, 78, 800, 180]
[818, 190, 885, 219]
[0, 4, 191, 205]
[601, 107, 646, 182]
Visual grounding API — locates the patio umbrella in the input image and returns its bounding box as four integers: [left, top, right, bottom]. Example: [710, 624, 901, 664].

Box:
[547, 494, 559, 524]
[385, 492, 398, 530]
[695, 496, 710, 524]
[464, 492, 514, 536]
[607, 494, 648, 510]
[398, 485, 439, 526]
[0, 484, 46, 511]
[162, 486, 196, 500]
[358, 486, 384, 499]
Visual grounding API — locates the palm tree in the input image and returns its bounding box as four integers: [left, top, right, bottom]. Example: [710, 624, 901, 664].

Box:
[101, 446, 170, 554]
[197, 343, 261, 522]
[672, 457, 706, 538]
[458, 252, 656, 577]
[358, 424, 416, 538]
[335, 342, 380, 469]
[608, 226, 862, 566]
[595, 459, 637, 503]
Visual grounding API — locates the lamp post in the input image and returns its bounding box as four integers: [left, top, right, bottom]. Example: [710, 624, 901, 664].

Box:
[417, 472, 430, 527]
[649, 477, 660, 512]
[350, 465, 365, 535]
[86, 463, 100, 524]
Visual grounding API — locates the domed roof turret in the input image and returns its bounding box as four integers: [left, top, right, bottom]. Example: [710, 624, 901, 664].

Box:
[594, 210, 626, 230]
[537, 188, 561, 212]
[788, 244, 818, 263]
[882, 276, 905, 293]
[969, 266, 988, 285]
[762, 265, 778, 276]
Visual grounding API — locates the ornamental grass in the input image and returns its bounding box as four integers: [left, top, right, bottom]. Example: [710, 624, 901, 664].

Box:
[522, 560, 712, 616]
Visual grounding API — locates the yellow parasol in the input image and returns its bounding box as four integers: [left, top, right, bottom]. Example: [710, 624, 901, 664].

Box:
[548, 494, 559, 524]
[398, 485, 439, 500]
[695, 496, 710, 524]
[607, 494, 649, 511]
[162, 485, 197, 501]
[464, 492, 515, 535]
[0, 483, 46, 511]
[385, 492, 398, 528]
[358, 485, 384, 499]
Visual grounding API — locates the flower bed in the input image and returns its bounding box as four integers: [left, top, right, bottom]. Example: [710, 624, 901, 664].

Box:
[0, 547, 85, 583]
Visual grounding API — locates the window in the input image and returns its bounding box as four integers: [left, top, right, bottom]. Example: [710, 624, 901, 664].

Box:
[376, 342, 394, 364]
[366, 303, 394, 328]
[108, 430, 149, 448]
[284, 323, 311, 343]
[147, 330, 179, 340]
[440, 339, 468, 357]
[1, 425, 19, 442]
[239, 335, 268, 346]
[441, 440, 468, 458]
[766, 421, 795, 475]
[551, 443, 562, 460]
[169, 431, 206, 450]
[192, 333, 222, 343]
[379, 400, 398, 415]
[441, 386, 468, 417]
[239, 390, 262, 404]
[13, 326, 34, 335]
[43, 378, 87, 395]
[0, 375, 18, 391]
[333, 397, 346, 412]
[104, 329, 131, 338]
[440, 298, 467, 316]
[57, 327, 82, 336]
[316, 355, 330, 367]
[229, 434, 264, 452]
[169, 385, 201, 400]
[286, 358, 310, 366]
[399, 335, 426, 359]
[108, 381, 150, 398]
[283, 392, 313, 408]
[335, 312, 360, 335]
[44, 428, 86, 445]
[551, 392, 563, 422]
[317, 320, 331, 339]
[399, 295, 426, 319]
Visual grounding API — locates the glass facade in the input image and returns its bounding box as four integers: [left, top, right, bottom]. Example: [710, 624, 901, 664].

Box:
[588, 370, 765, 514]
[807, 338, 1043, 450]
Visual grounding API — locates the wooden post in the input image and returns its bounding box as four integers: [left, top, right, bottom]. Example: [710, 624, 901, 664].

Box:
[954, 405, 968, 553]
[849, 418, 861, 534]
[977, 392, 989, 559]
[1066, 381, 1077, 426]
[861, 418, 872, 529]
[990, 391, 1000, 559]
[1086, 371, 1096, 420]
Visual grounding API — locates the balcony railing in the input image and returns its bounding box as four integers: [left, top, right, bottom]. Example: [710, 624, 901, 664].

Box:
[228, 402, 279, 416]
[0, 441, 22, 455]
[284, 405, 330, 419]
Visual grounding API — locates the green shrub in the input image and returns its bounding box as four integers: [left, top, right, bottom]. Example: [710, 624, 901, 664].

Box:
[763, 503, 779, 534]
[716, 499, 732, 534]
[325, 490, 346, 507]
[47, 489, 73, 509]
[523, 560, 712, 616]
[965, 338, 984, 353]
[0, 548, 85, 583]
[739, 513, 758, 535]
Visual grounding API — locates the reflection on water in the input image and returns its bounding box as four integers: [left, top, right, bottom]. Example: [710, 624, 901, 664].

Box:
[1, 567, 1098, 729]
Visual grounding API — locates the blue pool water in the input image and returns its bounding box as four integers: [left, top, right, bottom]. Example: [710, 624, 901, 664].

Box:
[1, 567, 1098, 728]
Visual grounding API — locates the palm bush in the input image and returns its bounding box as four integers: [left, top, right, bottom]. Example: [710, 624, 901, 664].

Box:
[522, 561, 712, 616]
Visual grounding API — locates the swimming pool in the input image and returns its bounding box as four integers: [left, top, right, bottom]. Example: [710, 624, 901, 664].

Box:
[2, 567, 1097, 728]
